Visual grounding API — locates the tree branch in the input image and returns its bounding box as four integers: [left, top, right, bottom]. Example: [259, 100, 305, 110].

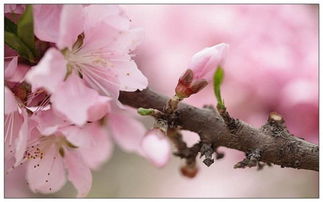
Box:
[119, 88, 319, 172]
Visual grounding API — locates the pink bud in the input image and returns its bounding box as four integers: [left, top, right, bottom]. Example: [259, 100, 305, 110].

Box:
[141, 128, 171, 168]
[175, 43, 229, 98]
[190, 43, 229, 81]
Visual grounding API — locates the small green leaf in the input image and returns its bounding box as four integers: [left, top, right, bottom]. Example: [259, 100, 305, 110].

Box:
[5, 31, 35, 62]
[137, 107, 155, 116]
[5, 17, 17, 33]
[17, 5, 35, 53]
[213, 66, 225, 109]
[4, 6, 36, 63]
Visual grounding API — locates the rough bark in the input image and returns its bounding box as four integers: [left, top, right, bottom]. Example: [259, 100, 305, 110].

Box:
[119, 88, 319, 172]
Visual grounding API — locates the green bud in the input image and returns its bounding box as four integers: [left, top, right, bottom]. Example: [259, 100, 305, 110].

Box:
[137, 107, 155, 116]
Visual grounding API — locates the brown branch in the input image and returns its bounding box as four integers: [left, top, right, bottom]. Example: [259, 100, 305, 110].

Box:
[119, 88, 319, 172]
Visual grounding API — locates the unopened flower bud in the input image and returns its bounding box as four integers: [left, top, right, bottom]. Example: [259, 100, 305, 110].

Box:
[190, 43, 229, 82]
[175, 43, 228, 99]
[141, 128, 171, 168]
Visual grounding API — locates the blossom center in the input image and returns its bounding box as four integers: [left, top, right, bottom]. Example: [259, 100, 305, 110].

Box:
[24, 135, 77, 160]
[62, 33, 113, 77]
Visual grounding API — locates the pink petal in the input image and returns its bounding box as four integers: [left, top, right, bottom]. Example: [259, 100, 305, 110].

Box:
[141, 129, 171, 168]
[81, 66, 120, 99]
[5, 158, 31, 197]
[33, 5, 63, 43]
[109, 28, 144, 53]
[51, 73, 110, 126]
[60, 126, 89, 148]
[81, 22, 120, 54]
[81, 6, 130, 53]
[83, 5, 129, 31]
[57, 5, 85, 50]
[32, 108, 68, 136]
[64, 151, 92, 197]
[26, 144, 66, 194]
[108, 112, 146, 153]
[5, 56, 18, 80]
[77, 123, 113, 170]
[113, 60, 148, 91]
[4, 112, 23, 158]
[61, 123, 113, 169]
[5, 4, 25, 14]
[25, 48, 67, 94]
[87, 97, 111, 122]
[14, 110, 29, 165]
[82, 24, 120, 54]
[7, 64, 30, 83]
[190, 43, 229, 81]
[5, 87, 18, 114]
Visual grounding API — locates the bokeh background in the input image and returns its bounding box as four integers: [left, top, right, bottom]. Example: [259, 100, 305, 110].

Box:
[6, 4, 318, 198]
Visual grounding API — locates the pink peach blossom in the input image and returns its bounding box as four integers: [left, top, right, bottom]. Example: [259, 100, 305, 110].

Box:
[50, 73, 111, 126]
[31, 5, 148, 100]
[21, 121, 112, 197]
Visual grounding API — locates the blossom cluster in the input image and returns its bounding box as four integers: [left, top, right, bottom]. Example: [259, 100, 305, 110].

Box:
[5, 5, 152, 197]
[5, 4, 229, 197]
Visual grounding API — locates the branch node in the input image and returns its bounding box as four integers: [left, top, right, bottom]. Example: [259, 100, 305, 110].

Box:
[217, 107, 242, 134]
[200, 143, 215, 167]
[234, 149, 262, 169]
[268, 112, 284, 123]
[261, 112, 292, 139]
[154, 119, 168, 133]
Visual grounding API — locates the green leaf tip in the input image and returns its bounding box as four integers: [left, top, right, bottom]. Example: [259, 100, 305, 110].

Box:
[213, 66, 225, 109]
[5, 5, 36, 63]
[5, 17, 17, 33]
[17, 5, 35, 51]
[137, 107, 155, 116]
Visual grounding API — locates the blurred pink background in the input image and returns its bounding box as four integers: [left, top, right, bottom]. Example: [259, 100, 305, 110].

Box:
[124, 5, 318, 144]
[6, 4, 318, 198]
